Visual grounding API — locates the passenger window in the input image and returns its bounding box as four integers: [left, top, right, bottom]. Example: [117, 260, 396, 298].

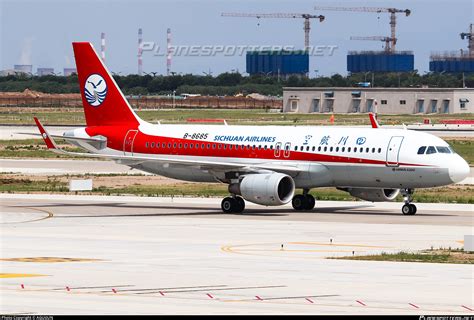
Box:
[318, 146, 321, 152]
[348, 147, 351, 152]
[330, 147, 333, 152]
[190, 143, 193, 148]
[300, 146, 304, 151]
[294, 146, 298, 151]
[312, 146, 315, 151]
[306, 146, 310, 151]
[179, 143, 182, 148]
[417, 146, 426, 154]
[168, 143, 171, 148]
[224, 145, 227, 150]
[201, 143, 205, 149]
[218, 144, 222, 149]
[436, 146, 451, 154]
[324, 146, 327, 152]
[336, 147, 339, 152]
[372, 148, 375, 153]
[184, 143, 188, 149]
[230, 145, 233, 150]
[378, 148, 381, 153]
[151, 142, 155, 148]
[342, 147, 345, 152]
[426, 146, 437, 154]
[173, 143, 177, 148]
[366, 147, 369, 153]
[212, 144, 216, 149]
[145, 142, 149, 148]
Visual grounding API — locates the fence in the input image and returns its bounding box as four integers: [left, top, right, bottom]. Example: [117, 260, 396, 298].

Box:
[0, 95, 282, 110]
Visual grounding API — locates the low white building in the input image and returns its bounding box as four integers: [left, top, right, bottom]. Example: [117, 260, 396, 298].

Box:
[283, 87, 474, 114]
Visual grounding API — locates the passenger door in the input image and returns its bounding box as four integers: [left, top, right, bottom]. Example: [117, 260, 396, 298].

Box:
[386, 136, 404, 167]
[123, 130, 138, 156]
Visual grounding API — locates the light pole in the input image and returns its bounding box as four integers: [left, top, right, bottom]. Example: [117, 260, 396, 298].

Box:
[172, 90, 176, 108]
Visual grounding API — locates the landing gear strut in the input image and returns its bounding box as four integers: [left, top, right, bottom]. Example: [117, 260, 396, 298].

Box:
[400, 188, 417, 215]
[221, 196, 245, 214]
[292, 189, 315, 211]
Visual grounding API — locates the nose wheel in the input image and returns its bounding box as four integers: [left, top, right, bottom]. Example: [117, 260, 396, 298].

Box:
[292, 191, 315, 211]
[400, 188, 417, 215]
[221, 196, 245, 214]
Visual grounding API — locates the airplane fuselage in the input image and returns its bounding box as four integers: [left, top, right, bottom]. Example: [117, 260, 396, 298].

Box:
[69, 123, 469, 189]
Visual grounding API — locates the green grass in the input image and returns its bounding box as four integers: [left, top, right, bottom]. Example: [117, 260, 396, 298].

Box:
[330, 248, 473, 264]
[447, 139, 474, 164]
[0, 139, 88, 159]
[2, 108, 473, 126]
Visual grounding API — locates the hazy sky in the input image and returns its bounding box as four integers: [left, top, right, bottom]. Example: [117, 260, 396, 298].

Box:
[1, 0, 472, 76]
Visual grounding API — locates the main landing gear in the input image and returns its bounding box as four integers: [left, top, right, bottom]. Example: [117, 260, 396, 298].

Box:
[221, 196, 245, 214]
[292, 189, 315, 211]
[400, 188, 417, 215]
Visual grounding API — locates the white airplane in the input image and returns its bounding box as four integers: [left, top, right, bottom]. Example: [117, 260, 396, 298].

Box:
[34, 42, 470, 215]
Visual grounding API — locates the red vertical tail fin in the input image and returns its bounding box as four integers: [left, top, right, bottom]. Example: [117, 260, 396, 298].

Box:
[72, 42, 140, 127]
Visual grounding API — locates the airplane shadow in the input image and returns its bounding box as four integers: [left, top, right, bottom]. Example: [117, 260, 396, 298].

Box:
[9, 203, 454, 217]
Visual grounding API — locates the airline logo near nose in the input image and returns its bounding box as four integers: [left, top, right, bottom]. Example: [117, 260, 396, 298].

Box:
[84, 74, 107, 106]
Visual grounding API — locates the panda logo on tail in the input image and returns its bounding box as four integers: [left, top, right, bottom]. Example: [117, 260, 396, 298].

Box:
[84, 74, 107, 107]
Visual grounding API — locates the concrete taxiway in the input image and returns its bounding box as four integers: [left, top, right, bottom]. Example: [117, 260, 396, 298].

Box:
[1, 193, 473, 315]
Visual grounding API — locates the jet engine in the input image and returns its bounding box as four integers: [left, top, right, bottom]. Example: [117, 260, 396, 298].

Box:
[340, 188, 400, 202]
[229, 173, 295, 206]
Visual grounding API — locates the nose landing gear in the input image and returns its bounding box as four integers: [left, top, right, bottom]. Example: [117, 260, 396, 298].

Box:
[400, 188, 417, 215]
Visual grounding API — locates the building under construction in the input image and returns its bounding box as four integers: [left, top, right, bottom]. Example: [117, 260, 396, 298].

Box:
[316, 6, 414, 73]
[222, 12, 324, 78]
[246, 50, 309, 77]
[429, 24, 474, 73]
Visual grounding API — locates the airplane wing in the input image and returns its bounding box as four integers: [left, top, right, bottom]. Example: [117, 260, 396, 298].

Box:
[33, 117, 303, 175]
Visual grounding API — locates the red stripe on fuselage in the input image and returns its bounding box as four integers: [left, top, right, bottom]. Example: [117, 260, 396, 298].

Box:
[86, 127, 426, 167]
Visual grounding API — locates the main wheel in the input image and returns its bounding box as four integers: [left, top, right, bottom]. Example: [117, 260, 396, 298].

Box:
[292, 195, 307, 211]
[304, 194, 315, 211]
[234, 196, 245, 213]
[402, 204, 415, 215]
[221, 197, 236, 213]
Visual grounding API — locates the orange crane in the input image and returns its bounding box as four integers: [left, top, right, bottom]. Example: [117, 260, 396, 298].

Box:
[221, 13, 325, 50]
[350, 36, 394, 53]
[314, 6, 410, 52]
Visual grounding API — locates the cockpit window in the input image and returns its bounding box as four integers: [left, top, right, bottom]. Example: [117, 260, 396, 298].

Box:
[436, 146, 451, 154]
[417, 146, 426, 154]
[426, 146, 437, 154]
[448, 146, 456, 154]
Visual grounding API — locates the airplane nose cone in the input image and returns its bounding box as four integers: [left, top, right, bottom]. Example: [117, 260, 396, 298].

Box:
[449, 156, 470, 184]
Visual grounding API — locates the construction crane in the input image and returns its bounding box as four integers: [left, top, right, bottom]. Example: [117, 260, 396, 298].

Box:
[314, 6, 410, 52]
[221, 13, 325, 50]
[350, 36, 394, 53]
[460, 23, 473, 56]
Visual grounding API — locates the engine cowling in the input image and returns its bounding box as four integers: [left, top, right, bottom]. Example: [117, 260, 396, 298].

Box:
[343, 188, 400, 202]
[230, 173, 295, 206]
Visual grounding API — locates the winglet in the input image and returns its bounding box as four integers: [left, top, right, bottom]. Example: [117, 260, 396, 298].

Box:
[368, 112, 380, 128]
[34, 117, 59, 150]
